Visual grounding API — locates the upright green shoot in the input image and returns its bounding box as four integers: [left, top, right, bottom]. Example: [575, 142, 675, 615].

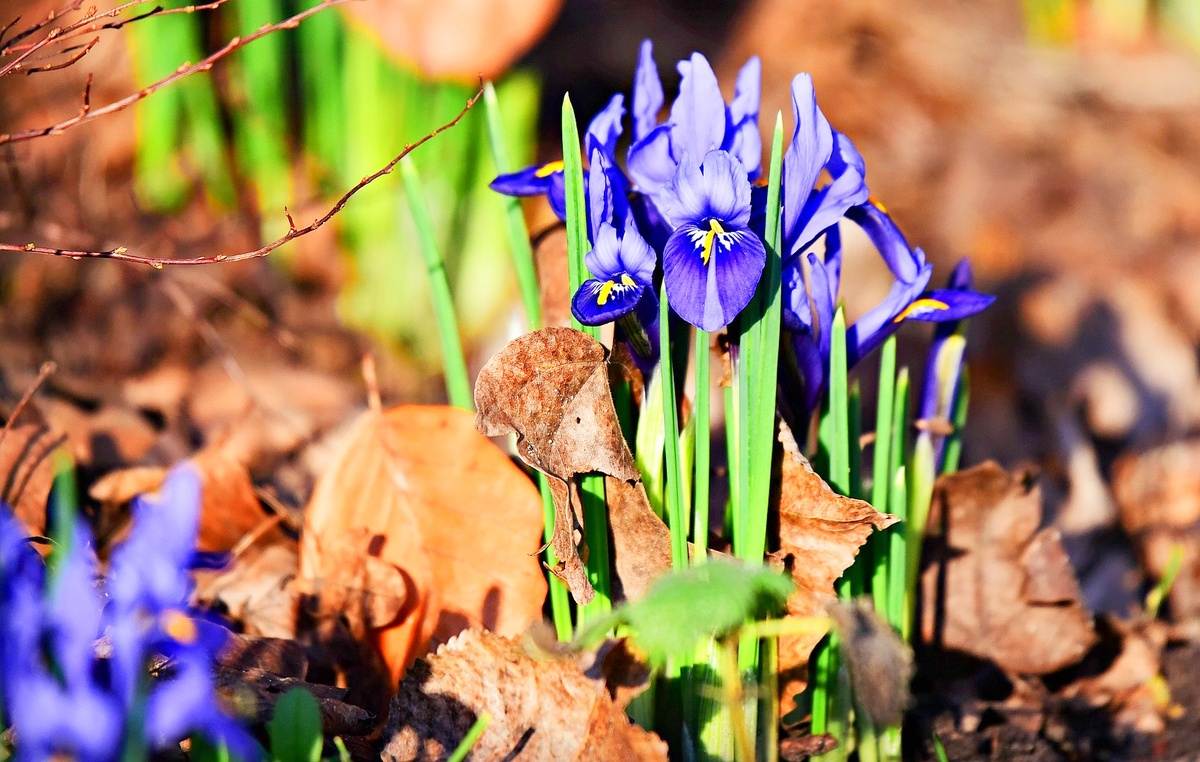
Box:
[693, 329, 711, 560]
[399, 157, 472, 411]
[562, 96, 611, 622]
[483, 82, 542, 329]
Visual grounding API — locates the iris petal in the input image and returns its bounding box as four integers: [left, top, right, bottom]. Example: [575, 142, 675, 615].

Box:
[627, 123, 676, 196]
[489, 164, 555, 197]
[845, 202, 922, 283]
[584, 223, 624, 280]
[670, 53, 726, 166]
[846, 264, 933, 366]
[633, 40, 664, 142]
[728, 57, 762, 177]
[907, 289, 996, 322]
[659, 150, 752, 229]
[791, 134, 869, 253]
[782, 73, 834, 250]
[664, 223, 765, 331]
[572, 277, 648, 325]
[585, 94, 625, 158]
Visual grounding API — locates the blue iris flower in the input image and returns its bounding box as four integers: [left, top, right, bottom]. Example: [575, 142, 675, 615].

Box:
[490, 94, 626, 221]
[843, 201, 994, 367]
[0, 465, 258, 761]
[627, 43, 761, 208]
[658, 149, 766, 331]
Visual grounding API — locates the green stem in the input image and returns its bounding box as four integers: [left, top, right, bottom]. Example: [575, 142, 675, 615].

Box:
[483, 81, 542, 328]
[693, 329, 711, 560]
[399, 157, 473, 410]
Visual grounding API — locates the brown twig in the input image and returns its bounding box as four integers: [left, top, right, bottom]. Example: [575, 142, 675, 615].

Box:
[0, 1, 233, 77]
[0, 0, 343, 141]
[0, 360, 57, 450]
[24, 36, 98, 74]
[0, 86, 484, 266]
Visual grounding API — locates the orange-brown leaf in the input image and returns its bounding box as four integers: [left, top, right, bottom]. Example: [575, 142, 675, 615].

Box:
[775, 423, 898, 715]
[341, 0, 562, 80]
[299, 405, 547, 686]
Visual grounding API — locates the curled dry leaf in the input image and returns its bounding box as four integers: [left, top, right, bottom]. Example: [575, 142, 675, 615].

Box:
[1112, 439, 1200, 623]
[380, 629, 667, 762]
[829, 601, 913, 728]
[299, 405, 547, 686]
[197, 540, 301, 640]
[0, 423, 60, 537]
[475, 327, 642, 604]
[1057, 617, 1169, 736]
[604, 476, 671, 603]
[921, 462, 1097, 674]
[341, 0, 562, 80]
[775, 422, 898, 715]
[89, 449, 281, 554]
[298, 527, 410, 636]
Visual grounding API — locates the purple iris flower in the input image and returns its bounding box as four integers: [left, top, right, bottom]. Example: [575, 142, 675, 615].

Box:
[658, 149, 766, 331]
[917, 258, 978, 468]
[490, 94, 626, 220]
[0, 464, 258, 760]
[627, 42, 761, 205]
[843, 202, 994, 368]
[571, 222, 656, 326]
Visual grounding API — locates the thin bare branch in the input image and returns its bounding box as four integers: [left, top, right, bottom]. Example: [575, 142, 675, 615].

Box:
[0, 0, 346, 143]
[24, 36, 98, 74]
[0, 0, 233, 77]
[0, 86, 484, 267]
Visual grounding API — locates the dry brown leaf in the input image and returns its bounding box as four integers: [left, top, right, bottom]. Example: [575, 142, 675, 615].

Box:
[475, 327, 641, 605]
[0, 423, 60, 537]
[1112, 439, 1200, 623]
[299, 527, 410, 635]
[829, 601, 914, 728]
[775, 422, 898, 715]
[380, 629, 667, 762]
[89, 449, 280, 554]
[299, 405, 547, 687]
[920, 462, 1097, 674]
[196, 540, 300, 640]
[604, 476, 671, 603]
[1057, 617, 1169, 736]
[533, 224, 571, 329]
[342, 0, 562, 80]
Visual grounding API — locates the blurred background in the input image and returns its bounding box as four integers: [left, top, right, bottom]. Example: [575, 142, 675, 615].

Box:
[3, 0, 1200, 621]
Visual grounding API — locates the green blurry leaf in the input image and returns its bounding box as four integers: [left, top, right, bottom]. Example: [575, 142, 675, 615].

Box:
[268, 689, 323, 762]
[584, 563, 794, 666]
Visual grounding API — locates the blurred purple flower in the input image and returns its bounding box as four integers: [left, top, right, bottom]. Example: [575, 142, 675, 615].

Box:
[0, 464, 257, 761]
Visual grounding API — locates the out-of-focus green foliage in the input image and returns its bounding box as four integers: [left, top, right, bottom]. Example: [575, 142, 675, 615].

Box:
[127, 3, 539, 371]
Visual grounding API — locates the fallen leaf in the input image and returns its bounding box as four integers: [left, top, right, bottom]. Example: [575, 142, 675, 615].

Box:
[196, 540, 301, 639]
[604, 476, 671, 603]
[342, 0, 562, 81]
[215, 666, 375, 737]
[298, 526, 410, 636]
[219, 633, 309, 679]
[475, 327, 641, 604]
[775, 422, 898, 715]
[380, 629, 667, 762]
[1056, 617, 1169, 736]
[89, 449, 281, 554]
[829, 601, 913, 728]
[921, 462, 1097, 674]
[298, 405, 547, 687]
[1112, 439, 1200, 623]
[0, 423, 60, 537]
